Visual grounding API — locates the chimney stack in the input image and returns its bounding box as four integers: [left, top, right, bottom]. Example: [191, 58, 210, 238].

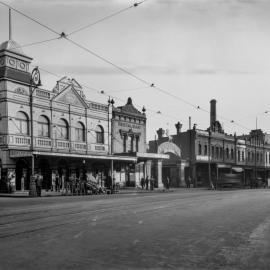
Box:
[156, 128, 165, 140]
[210, 99, 217, 128]
[175, 122, 182, 135]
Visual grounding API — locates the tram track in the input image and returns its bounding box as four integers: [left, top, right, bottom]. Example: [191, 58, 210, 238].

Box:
[0, 191, 223, 239]
[0, 191, 220, 225]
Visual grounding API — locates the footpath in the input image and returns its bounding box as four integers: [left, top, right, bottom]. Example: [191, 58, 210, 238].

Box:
[0, 187, 179, 198]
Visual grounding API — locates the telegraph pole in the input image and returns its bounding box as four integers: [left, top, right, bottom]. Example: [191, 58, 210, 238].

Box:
[29, 67, 41, 196]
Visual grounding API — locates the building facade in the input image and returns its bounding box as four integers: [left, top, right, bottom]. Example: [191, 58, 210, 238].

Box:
[149, 100, 270, 188]
[0, 37, 166, 193]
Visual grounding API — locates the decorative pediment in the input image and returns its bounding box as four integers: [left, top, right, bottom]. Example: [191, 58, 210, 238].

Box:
[158, 142, 181, 158]
[52, 85, 88, 108]
[116, 97, 144, 116]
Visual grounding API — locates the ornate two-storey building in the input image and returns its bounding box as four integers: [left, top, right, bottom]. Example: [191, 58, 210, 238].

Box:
[0, 36, 166, 193]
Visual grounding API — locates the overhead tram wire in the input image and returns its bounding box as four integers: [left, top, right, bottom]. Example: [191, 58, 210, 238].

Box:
[65, 37, 150, 86]
[67, 0, 147, 36]
[1, 1, 252, 132]
[103, 86, 150, 94]
[0, 1, 184, 120]
[14, 37, 60, 50]
[34, 65, 183, 124]
[0, 1, 61, 37]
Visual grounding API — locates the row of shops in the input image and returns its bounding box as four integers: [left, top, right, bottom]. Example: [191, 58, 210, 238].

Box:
[1, 31, 270, 193]
[0, 36, 169, 194]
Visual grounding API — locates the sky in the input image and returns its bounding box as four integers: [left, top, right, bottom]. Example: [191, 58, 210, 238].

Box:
[1, 0, 270, 140]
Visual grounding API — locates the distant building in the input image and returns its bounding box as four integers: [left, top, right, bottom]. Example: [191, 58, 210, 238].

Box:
[149, 99, 270, 188]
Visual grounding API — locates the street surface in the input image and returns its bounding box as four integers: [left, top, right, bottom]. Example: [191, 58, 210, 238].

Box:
[0, 189, 270, 270]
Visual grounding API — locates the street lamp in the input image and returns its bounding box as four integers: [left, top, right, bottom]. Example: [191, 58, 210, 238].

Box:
[29, 67, 41, 197]
[108, 97, 115, 193]
[208, 130, 214, 189]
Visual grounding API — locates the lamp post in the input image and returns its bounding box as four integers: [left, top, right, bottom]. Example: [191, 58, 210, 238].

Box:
[29, 67, 41, 196]
[208, 130, 214, 189]
[108, 97, 115, 193]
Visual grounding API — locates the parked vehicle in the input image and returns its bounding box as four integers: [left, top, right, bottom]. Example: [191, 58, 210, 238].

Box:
[217, 173, 242, 188]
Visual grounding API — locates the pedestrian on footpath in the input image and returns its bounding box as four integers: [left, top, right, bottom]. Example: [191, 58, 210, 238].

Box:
[36, 174, 43, 197]
[150, 177, 154, 190]
[145, 176, 149, 190]
[166, 176, 170, 190]
[186, 177, 191, 188]
[140, 177, 145, 189]
[55, 173, 60, 192]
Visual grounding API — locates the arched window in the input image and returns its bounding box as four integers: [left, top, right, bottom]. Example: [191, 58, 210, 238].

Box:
[216, 147, 219, 159]
[226, 148, 229, 159]
[15, 111, 29, 135]
[96, 125, 104, 144]
[204, 145, 207, 156]
[75, 122, 85, 142]
[38, 115, 50, 137]
[231, 149, 234, 160]
[57, 118, 69, 140]
[198, 143, 202, 155]
[220, 147, 223, 159]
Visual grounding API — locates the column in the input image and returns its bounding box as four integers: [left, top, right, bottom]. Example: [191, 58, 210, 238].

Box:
[192, 164, 197, 187]
[179, 162, 186, 187]
[156, 159, 163, 188]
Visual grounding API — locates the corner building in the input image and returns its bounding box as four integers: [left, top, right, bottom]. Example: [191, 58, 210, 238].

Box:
[0, 38, 166, 193]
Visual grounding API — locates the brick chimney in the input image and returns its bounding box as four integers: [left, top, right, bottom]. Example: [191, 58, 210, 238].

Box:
[210, 99, 217, 128]
[175, 122, 182, 135]
[156, 128, 165, 140]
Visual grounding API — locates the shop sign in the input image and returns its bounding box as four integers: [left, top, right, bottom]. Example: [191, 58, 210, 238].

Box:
[10, 150, 32, 158]
[158, 142, 181, 157]
[118, 121, 141, 130]
[196, 156, 210, 161]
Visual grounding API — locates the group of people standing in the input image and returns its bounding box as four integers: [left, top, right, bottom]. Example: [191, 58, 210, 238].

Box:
[140, 176, 155, 190]
[52, 174, 88, 195]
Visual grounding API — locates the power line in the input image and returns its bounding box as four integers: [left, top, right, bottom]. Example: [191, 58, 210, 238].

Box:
[3, 1, 253, 132]
[34, 65, 182, 123]
[103, 86, 150, 94]
[15, 37, 60, 49]
[0, 1, 61, 37]
[67, 1, 147, 36]
[65, 37, 151, 86]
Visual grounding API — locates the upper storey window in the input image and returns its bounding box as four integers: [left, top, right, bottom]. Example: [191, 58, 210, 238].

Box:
[75, 122, 85, 142]
[15, 111, 29, 135]
[96, 125, 104, 144]
[38, 115, 50, 137]
[57, 119, 69, 140]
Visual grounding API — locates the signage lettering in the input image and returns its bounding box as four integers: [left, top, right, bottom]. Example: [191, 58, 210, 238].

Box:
[10, 150, 32, 158]
[118, 121, 141, 130]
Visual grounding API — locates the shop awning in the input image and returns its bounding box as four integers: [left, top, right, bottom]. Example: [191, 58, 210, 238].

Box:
[136, 152, 169, 160]
[33, 151, 137, 162]
[232, 167, 244, 173]
[217, 164, 231, 169]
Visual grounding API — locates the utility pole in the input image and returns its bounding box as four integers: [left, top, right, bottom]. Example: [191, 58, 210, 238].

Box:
[208, 131, 214, 189]
[29, 67, 41, 196]
[108, 97, 114, 193]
